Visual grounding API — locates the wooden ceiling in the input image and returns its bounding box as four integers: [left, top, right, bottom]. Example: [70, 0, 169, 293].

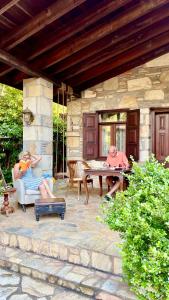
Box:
[1, 0, 169, 100]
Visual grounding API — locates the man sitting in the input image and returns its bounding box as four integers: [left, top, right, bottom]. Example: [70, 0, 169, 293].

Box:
[104, 145, 129, 201]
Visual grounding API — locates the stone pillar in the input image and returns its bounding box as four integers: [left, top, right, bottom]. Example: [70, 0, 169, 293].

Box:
[23, 78, 53, 176]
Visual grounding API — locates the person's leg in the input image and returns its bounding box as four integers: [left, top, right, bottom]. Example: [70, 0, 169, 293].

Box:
[42, 179, 55, 198]
[104, 177, 120, 201]
[39, 183, 48, 199]
[106, 176, 114, 188]
[107, 180, 120, 196]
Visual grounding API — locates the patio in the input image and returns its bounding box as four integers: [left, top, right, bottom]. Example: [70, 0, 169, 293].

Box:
[0, 186, 136, 300]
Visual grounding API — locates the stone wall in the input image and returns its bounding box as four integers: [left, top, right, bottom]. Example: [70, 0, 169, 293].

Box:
[23, 78, 53, 176]
[67, 53, 169, 166]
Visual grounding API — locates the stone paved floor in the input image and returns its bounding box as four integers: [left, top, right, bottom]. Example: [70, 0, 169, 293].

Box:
[0, 186, 121, 257]
[0, 267, 92, 300]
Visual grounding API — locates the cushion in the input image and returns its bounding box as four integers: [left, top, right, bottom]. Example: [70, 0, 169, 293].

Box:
[26, 189, 40, 195]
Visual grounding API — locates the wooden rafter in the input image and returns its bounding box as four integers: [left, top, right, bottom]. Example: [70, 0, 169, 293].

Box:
[0, 49, 60, 87]
[25, 0, 133, 60]
[76, 44, 169, 91]
[4, 1, 169, 86]
[0, 0, 132, 75]
[26, 0, 169, 70]
[1, 0, 169, 93]
[71, 30, 169, 89]
[49, 3, 169, 76]
[0, 0, 19, 15]
[57, 17, 169, 82]
[0, 14, 17, 29]
[16, 3, 33, 17]
[0, 0, 87, 50]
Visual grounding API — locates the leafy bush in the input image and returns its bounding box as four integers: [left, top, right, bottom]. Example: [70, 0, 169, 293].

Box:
[0, 84, 23, 182]
[104, 156, 169, 300]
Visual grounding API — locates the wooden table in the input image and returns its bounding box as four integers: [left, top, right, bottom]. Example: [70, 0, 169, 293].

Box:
[83, 168, 129, 204]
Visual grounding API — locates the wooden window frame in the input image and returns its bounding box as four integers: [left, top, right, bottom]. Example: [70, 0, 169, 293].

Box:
[83, 109, 139, 161]
[97, 109, 128, 160]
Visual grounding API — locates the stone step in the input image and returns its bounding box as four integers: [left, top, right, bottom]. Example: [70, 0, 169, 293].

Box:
[0, 245, 136, 300]
[0, 228, 122, 276]
[0, 267, 92, 299]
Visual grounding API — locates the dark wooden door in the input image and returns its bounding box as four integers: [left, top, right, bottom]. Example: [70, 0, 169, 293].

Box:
[126, 110, 140, 161]
[83, 113, 98, 160]
[155, 113, 169, 162]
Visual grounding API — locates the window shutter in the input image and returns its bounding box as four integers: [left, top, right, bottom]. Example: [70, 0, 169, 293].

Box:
[83, 113, 98, 160]
[126, 110, 140, 161]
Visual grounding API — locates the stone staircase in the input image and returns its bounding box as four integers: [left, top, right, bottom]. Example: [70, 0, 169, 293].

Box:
[0, 229, 136, 300]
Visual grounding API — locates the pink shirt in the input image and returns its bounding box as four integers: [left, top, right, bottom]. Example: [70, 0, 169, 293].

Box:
[106, 151, 129, 168]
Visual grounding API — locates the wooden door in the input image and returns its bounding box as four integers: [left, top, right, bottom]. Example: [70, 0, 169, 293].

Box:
[155, 113, 169, 162]
[126, 110, 140, 161]
[83, 113, 98, 160]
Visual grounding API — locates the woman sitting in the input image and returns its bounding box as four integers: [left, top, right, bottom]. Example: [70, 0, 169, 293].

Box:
[14, 151, 55, 199]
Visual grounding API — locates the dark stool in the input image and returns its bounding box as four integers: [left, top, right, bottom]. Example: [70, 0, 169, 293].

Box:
[34, 197, 66, 221]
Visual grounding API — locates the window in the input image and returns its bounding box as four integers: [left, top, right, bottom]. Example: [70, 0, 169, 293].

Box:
[83, 110, 140, 161]
[99, 112, 127, 157]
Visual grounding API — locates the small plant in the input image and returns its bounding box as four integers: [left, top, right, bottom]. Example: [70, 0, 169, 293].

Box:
[103, 156, 169, 300]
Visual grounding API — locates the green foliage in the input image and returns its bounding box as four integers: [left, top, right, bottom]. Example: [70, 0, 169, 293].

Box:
[53, 113, 66, 172]
[0, 85, 67, 181]
[103, 156, 169, 300]
[0, 179, 5, 195]
[0, 84, 23, 181]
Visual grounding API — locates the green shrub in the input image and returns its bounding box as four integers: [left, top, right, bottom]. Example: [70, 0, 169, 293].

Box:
[103, 156, 169, 300]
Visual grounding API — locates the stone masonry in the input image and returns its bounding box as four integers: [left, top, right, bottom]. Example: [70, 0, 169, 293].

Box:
[23, 78, 53, 176]
[67, 52, 169, 166]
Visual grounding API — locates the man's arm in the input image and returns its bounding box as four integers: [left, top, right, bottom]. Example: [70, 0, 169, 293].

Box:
[104, 154, 110, 167]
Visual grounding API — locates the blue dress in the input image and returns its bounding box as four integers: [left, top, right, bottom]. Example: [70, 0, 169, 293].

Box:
[22, 168, 43, 190]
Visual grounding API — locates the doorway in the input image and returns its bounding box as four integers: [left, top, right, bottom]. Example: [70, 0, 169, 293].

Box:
[152, 109, 169, 162]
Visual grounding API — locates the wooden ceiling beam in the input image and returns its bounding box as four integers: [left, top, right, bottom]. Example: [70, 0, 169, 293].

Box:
[25, 0, 133, 61]
[16, 3, 33, 17]
[57, 17, 169, 81]
[0, 0, 132, 75]
[29, 0, 169, 70]
[76, 44, 169, 91]
[0, 14, 17, 29]
[68, 29, 169, 87]
[0, 49, 60, 87]
[0, 0, 19, 15]
[48, 3, 169, 75]
[0, 0, 87, 50]
[1, 1, 169, 78]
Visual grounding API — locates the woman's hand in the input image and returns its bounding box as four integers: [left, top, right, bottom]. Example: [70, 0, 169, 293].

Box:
[31, 154, 42, 167]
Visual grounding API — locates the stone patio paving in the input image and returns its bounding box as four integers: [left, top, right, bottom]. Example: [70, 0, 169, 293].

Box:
[0, 186, 136, 300]
[0, 186, 121, 261]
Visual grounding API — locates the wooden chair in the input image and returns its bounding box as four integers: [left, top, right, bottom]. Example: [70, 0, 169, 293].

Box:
[67, 160, 93, 200]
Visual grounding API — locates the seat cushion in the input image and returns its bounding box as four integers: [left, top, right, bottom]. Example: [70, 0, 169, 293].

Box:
[26, 189, 40, 195]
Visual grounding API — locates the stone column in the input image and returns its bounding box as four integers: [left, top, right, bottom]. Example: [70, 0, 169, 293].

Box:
[23, 78, 53, 176]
